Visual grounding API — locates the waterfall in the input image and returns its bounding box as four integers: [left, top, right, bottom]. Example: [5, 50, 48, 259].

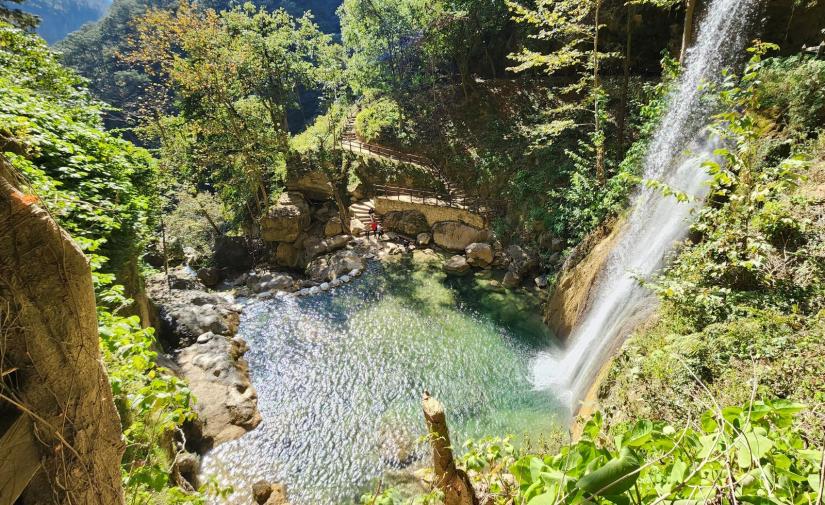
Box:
[532, 0, 762, 406]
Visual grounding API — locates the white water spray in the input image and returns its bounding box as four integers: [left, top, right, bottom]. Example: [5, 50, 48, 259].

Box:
[533, 0, 762, 405]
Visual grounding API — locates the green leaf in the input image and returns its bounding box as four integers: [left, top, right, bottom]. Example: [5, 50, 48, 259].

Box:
[576, 447, 641, 497]
[735, 431, 775, 469]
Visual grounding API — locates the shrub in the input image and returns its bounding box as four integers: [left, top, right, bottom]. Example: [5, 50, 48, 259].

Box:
[355, 98, 402, 143]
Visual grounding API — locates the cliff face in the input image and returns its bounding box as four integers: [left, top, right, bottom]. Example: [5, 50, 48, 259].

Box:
[544, 217, 625, 340]
[0, 162, 124, 505]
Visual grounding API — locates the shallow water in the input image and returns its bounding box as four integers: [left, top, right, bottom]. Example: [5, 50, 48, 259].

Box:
[201, 255, 564, 504]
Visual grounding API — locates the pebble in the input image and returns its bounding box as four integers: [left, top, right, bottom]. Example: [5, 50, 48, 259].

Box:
[320, 282, 330, 291]
[309, 286, 321, 295]
[299, 288, 311, 297]
[196, 333, 213, 344]
[340, 275, 351, 283]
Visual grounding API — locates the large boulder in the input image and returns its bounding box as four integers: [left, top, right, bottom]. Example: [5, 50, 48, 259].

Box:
[350, 217, 366, 237]
[286, 169, 333, 200]
[465, 242, 493, 268]
[304, 234, 352, 261]
[383, 210, 430, 236]
[324, 216, 344, 237]
[275, 242, 300, 268]
[507, 245, 539, 276]
[306, 249, 365, 282]
[177, 333, 261, 450]
[260, 192, 310, 242]
[432, 221, 486, 252]
[443, 255, 471, 276]
[214, 235, 253, 272]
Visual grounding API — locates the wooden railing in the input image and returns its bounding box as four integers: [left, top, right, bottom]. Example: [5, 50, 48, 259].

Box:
[340, 111, 504, 220]
[340, 136, 434, 170]
[373, 184, 500, 219]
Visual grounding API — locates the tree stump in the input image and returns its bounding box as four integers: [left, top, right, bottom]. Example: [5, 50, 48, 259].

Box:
[421, 391, 478, 505]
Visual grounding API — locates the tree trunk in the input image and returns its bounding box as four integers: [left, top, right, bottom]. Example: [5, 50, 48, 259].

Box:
[617, 4, 633, 162]
[680, 0, 697, 65]
[0, 157, 126, 505]
[331, 156, 352, 233]
[421, 392, 478, 505]
[593, 0, 605, 185]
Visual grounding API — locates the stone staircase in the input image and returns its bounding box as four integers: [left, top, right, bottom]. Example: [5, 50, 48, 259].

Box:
[340, 115, 467, 206]
[349, 198, 379, 227]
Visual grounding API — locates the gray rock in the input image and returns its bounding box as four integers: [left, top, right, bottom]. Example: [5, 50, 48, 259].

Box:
[502, 270, 521, 288]
[260, 192, 310, 242]
[266, 273, 294, 292]
[383, 210, 430, 236]
[507, 245, 539, 277]
[465, 242, 493, 268]
[340, 274, 351, 283]
[535, 275, 549, 289]
[324, 216, 343, 237]
[432, 221, 486, 251]
[304, 234, 352, 261]
[214, 236, 253, 272]
[309, 286, 321, 295]
[417, 232, 432, 246]
[443, 255, 471, 275]
[306, 249, 365, 282]
[320, 282, 330, 291]
[177, 332, 260, 450]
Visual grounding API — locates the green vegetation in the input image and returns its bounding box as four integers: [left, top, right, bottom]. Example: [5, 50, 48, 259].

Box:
[0, 21, 207, 503]
[355, 97, 402, 143]
[3, 0, 825, 502]
[364, 401, 822, 505]
[598, 47, 825, 441]
[123, 0, 343, 221]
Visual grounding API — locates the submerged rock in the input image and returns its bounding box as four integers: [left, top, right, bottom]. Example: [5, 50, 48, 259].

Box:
[502, 270, 521, 288]
[306, 249, 365, 282]
[252, 480, 289, 505]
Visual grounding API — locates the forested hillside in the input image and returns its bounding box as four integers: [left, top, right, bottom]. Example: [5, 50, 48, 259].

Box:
[1, 0, 824, 504]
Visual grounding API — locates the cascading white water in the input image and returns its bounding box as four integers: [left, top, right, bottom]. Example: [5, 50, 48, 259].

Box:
[532, 0, 762, 405]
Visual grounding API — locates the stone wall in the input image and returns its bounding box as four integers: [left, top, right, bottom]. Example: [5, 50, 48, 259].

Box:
[374, 197, 486, 229]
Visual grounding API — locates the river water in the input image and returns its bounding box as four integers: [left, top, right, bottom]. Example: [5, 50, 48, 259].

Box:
[201, 253, 564, 504]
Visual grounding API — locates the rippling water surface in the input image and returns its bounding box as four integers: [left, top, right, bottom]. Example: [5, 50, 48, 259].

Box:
[202, 254, 564, 504]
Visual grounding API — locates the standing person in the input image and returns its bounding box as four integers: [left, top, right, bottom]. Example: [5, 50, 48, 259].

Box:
[376, 223, 384, 238]
[370, 217, 378, 239]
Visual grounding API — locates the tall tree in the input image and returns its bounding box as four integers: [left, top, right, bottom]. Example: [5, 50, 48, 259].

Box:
[507, 0, 613, 183]
[124, 1, 343, 220]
